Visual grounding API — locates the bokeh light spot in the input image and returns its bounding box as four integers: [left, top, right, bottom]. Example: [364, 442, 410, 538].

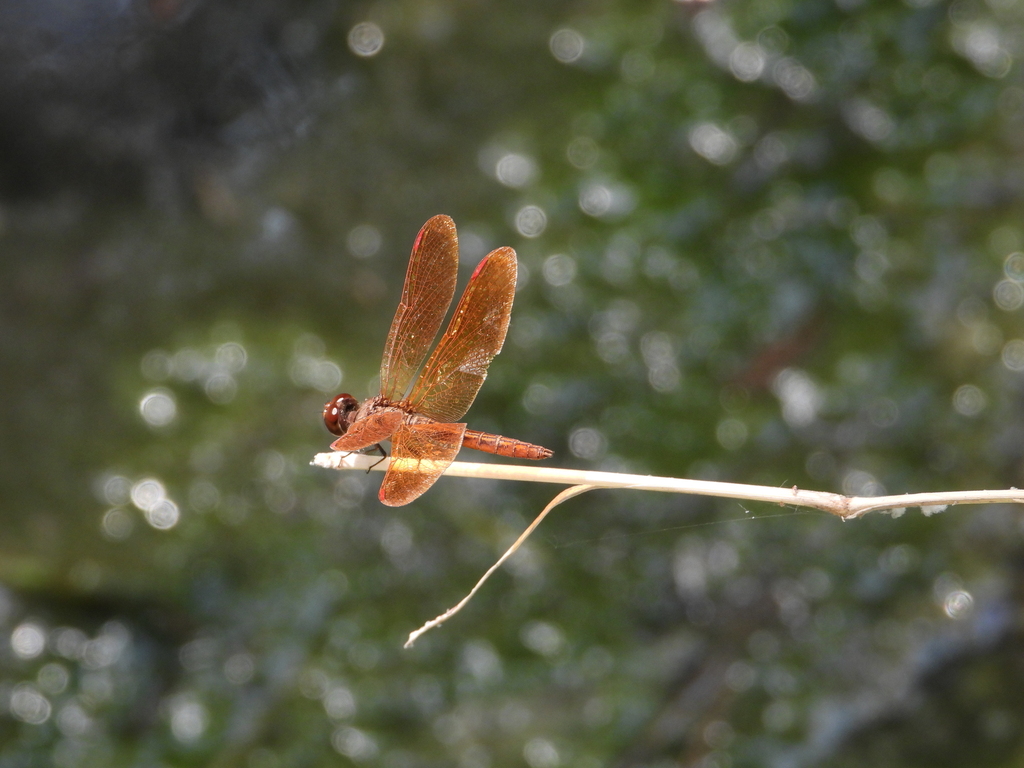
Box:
[1001, 339, 1024, 371]
[102, 508, 134, 541]
[523, 737, 560, 768]
[290, 352, 343, 393]
[579, 183, 612, 216]
[172, 348, 206, 381]
[578, 180, 635, 218]
[224, 653, 256, 685]
[131, 478, 166, 512]
[952, 384, 986, 416]
[621, 50, 655, 83]
[689, 122, 738, 165]
[515, 206, 547, 238]
[324, 686, 357, 720]
[189, 480, 221, 512]
[774, 57, 817, 101]
[716, 418, 748, 450]
[348, 22, 384, 57]
[205, 373, 237, 404]
[52, 628, 87, 660]
[496, 153, 538, 189]
[843, 98, 894, 143]
[10, 684, 51, 725]
[523, 382, 556, 415]
[542, 254, 577, 286]
[462, 639, 503, 683]
[139, 389, 177, 427]
[101, 474, 132, 506]
[347, 224, 382, 258]
[566, 136, 599, 169]
[725, 661, 757, 692]
[56, 702, 91, 737]
[261, 207, 296, 242]
[993, 279, 1024, 311]
[520, 620, 565, 657]
[569, 427, 607, 460]
[170, 696, 208, 743]
[332, 726, 378, 761]
[944, 589, 973, 619]
[11, 622, 46, 659]
[549, 28, 584, 63]
[146, 499, 180, 530]
[215, 342, 247, 373]
[38, 663, 70, 695]
[1004, 251, 1024, 279]
[771, 369, 822, 427]
[83, 622, 130, 669]
[842, 469, 884, 497]
[730, 42, 766, 81]
[380, 519, 414, 559]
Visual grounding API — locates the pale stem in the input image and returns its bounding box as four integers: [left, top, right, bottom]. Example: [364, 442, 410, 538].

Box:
[311, 451, 1024, 645]
[311, 451, 1024, 520]
[402, 484, 597, 648]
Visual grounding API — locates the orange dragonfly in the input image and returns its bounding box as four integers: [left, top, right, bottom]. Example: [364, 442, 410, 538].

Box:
[323, 215, 553, 506]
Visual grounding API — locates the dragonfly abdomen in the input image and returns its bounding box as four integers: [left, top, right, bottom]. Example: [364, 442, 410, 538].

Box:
[462, 429, 553, 460]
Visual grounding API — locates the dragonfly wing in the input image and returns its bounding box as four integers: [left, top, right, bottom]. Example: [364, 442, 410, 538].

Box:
[378, 421, 467, 506]
[379, 215, 460, 401]
[406, 247, 516, 423]
[330, 408, 404, 452]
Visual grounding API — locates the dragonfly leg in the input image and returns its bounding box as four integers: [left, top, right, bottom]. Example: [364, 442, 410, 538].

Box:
[335, 443, 388, 473]
[367, 443, 388, 472]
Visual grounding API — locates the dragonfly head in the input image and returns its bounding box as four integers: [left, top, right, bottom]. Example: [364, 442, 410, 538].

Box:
[322, 393, 359, 436]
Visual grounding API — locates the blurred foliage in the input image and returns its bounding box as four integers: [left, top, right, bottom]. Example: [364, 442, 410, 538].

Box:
[2, 0, 1024, 765]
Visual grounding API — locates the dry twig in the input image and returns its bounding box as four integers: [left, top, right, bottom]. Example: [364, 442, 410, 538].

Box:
[312, 451, 1024, 644]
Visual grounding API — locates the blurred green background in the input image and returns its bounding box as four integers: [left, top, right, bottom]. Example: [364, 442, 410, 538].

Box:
[2, 0, 1024, 764]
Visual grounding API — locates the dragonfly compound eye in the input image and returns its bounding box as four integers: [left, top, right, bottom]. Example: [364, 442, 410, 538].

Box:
[323, 393, 358, 435]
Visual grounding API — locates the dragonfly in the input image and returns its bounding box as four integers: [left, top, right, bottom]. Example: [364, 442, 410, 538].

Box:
[323, 214, 553, 506]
